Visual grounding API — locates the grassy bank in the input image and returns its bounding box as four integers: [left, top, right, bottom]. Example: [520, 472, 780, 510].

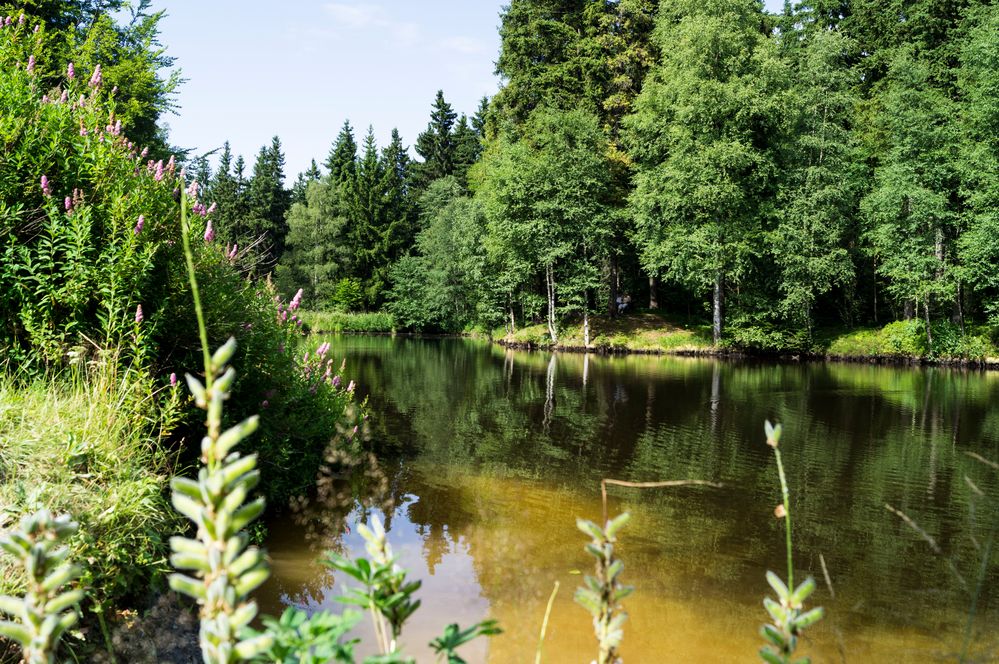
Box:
[0, 367, 180, 607]
[300, 310, 396, 334]
[492, 312, 999, 364]
[496, 312, 713, 353]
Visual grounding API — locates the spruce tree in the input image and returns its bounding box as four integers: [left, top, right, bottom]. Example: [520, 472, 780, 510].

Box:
[291, 159, 322, 206]
[245, 136, 291, 271]
[413, 90, 458, 190]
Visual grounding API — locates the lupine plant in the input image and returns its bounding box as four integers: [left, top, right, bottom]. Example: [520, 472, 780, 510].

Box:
[167, 192, 274, 662]
[0, 510, 85, 664]
[574, 512, 633, 664]
[759, 421, 824, 664]
[325, 516, 421, 658]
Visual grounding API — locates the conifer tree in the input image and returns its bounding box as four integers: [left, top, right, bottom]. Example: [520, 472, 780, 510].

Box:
[326, 120, 358, 186]
[291, 159, 322, 206]
[452, 115, 482, 189]
[245, 136, 291, 271]
[413, 90, 458, 190]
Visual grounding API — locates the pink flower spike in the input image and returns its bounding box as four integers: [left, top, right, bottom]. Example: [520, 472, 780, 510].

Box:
[186, 180, 198, 198]
[332, 375, 341, 388]
[227, 243, 238, 260]
[169, 372, 177, 387]
[135, 304, 144, 324]
[64, 196, 72, 212]
[88, 64, 101, 88]
[66, 62, 74, 79]
[18, 13, 24, 25]
[33, 24, 39, 33]
[347, 380, 356, 393]
[207, 202, 217, 215]
[111, 85, 118, 95]
[141, 147, 149, 158]
[40, 175, 51, 197]
[154, 160, 164, 181]
[166, 155, 175, 174]
[134, 215, 144, 235]
[203, 219, 215, 243]
[289, 288, 303, 311]
[27, 55, 34, 73]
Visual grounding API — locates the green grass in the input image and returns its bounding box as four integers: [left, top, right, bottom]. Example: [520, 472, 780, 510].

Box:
[300, 310, 396, 334]
[0, 364, 180, 606]
[496, 312, 714, 353]
[822, 320, 999, 361]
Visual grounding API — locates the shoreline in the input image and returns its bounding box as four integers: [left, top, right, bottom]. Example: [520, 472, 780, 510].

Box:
[308, 328, 999, 371]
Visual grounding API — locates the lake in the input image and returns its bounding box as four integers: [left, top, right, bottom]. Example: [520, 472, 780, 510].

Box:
[259, 336, 999, 662]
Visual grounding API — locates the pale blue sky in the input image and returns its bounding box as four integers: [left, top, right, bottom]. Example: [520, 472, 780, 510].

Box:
[158, 1, 785, 178]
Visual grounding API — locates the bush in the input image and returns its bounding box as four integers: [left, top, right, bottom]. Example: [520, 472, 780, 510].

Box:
[329, 277, 364, 312]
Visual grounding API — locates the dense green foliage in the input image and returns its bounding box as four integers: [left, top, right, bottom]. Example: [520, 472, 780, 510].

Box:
[205, 0, 999, 358]
[0, 8, 356, 632]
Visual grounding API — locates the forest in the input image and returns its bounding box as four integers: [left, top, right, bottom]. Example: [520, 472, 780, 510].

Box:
[189, 0, 999, 358]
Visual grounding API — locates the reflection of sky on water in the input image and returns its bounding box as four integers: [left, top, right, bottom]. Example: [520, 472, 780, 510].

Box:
[261, 337, 999, 663]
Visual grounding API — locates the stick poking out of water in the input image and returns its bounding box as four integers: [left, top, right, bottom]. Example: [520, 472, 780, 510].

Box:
[819, 553, 835, 600]
[600, 479, 724, 524]
[885, 503, 967, 588]
[535, 581, 560, 664]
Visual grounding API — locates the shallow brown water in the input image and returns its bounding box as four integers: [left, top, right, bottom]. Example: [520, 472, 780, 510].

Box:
[259, 337, 999, 662]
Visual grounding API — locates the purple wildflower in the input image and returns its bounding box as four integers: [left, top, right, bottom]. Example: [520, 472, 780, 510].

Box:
[33, 24, 39, 33]
[134, 215, 144, 235]
[169, 372, 177, 387]
[203, 219, 215, 243]
[59, 89, 68, 103]
[18, 13, 24, 25]
[347, 380, 356, 393]
[332, 374, 342, 388]
[64, 196, 72, 212]
[154, 160, 164, 181]
[135, 304, 144, 324]
[192, 202, 207, 216]
[227, 243, 238, 260]
[206, 202, 217, 215]
[186, 180, 199, 198]
[140, 147, 149, 158]
[26, 55, 34, 73]
[67, 62, 74, 79]
[289, 288, 304, 311]
[40, 175, 51, 197]
[88, 64, 101, 88]
[261, 400, 269, 409]
[166, 155, 175, 174]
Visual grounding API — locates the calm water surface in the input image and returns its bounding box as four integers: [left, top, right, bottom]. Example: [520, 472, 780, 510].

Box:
[260, 337, 999, 662]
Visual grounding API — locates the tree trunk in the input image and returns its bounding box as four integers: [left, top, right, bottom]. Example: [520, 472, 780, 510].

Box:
[608, 255, 618, 318]
[953, 282, 965, 332]
[546, 263, 558, 344]
[583, 307, 590, 347]
[924, 296, 933, 351]
[904, 300, 915, 321]
[509, 300, 516, 337]
[712, 272, 724, 346]
[649, 275, 659, 310]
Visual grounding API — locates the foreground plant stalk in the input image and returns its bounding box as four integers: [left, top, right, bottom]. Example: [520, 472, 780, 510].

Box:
[575, 512, 633, 664]
[759, 421, 824, 664]
[0, 510, 84, 664]
[168, 187, 273, 662]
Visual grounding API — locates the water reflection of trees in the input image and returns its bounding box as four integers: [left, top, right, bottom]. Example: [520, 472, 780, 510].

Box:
[316, 337, 999, 647]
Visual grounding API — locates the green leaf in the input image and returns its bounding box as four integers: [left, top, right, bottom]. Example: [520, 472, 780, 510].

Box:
[605, 512, 630, 538]
[790, 577, 816, 607]
[794, 606, 825, 629]
[766, 571, 790, 601]
[759, 647, 785, 664]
